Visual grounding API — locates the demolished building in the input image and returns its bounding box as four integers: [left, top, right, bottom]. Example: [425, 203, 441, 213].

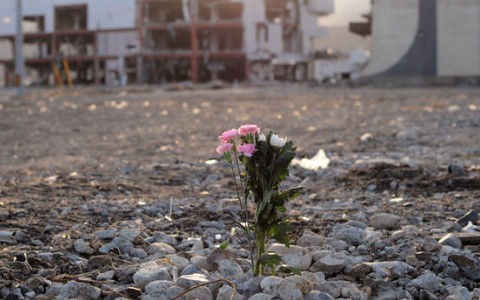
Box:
[0, 0, 334, 87]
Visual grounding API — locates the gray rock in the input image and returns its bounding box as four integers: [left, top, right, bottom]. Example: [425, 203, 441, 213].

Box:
[129, 247, 148, 259]
[74, 239, 94, 255]
[456, 210, 478, 227]
[446, 286, 472, 300]
[336, 280, 368, 300]
[145, 280, 174, 297]
[146, 242, 176, 256]
[216, 284, 242, 300]
[368, 261, 414, 279]
[248, 293, 273, 300]
[57, 281, 101, 300]
[165, 286, 185, 299]
[95, 228, 117, 239]
[184, 286, 213, 300]
[260, 276, 283, 294]
[99, 237, 134, 254]
[316, 281, 341, 298]
[439, 233, 462, 249]
[119, 228, 141, 241]
[305, 291, 334, 300]
[369, 213, 401, 230]
[275, 275, 312, 298]
[310, 253, 346, 275]
[269, 243, 312, 270]
[329, 225, 365, 246]
[154, 232, 178, 246]
[166, 254, 190, 271]
[296, 232, 325, 247]
[96, 270, 114, 281]
[407, 273, 443, 293]
[242, 276, 264, 298]
[218, 259, 244, 281]
[133, 262, 172, 288]
[449, 255, 480, 280]
[177, 273, 210, 289]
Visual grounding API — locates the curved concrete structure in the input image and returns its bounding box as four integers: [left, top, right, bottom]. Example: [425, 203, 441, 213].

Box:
[362, 0, 419, 76]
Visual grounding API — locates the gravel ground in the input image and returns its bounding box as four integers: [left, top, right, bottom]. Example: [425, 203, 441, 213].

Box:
[0, 85, 479, 300]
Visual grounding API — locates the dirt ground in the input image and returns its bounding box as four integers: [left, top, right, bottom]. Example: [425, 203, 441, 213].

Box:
[1, 84, 480, 291]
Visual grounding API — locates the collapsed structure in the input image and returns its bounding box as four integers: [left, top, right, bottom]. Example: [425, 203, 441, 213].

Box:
[0, 0, 334, 87]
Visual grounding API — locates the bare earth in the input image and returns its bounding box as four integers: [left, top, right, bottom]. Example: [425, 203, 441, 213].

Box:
[0, 85, 479, 298]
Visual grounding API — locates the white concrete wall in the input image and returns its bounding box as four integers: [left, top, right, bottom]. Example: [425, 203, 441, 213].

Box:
[97, 31, 138, 56]
[437, 0, 480, 77]
[299, 4, 328, 55]
[362, 0, 419, 76]
[0, 0, 136, 35]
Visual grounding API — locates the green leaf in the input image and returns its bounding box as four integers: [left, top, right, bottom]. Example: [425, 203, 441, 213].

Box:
[219, 240, 229, 250]
[258, 253, 281, 268]
[276, 264, 302, 275]
[270, 222, 294, 247]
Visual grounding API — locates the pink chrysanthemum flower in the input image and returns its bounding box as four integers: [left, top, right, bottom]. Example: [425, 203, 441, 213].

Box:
[237, 143, 257, 157]
[216, 143, 234, 154]
[218, 129, 238, 143]
[238, 124, 260, 136]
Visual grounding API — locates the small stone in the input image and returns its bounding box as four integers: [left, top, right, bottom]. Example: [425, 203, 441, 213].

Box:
[406, 272, 442, 294]
[96, 270, 114, 281]
[133, 262, 172, 288]
[369, 213, 401, 230]
[448, 164, 465, 176]
[166, 254, 190, 271]
[146, 242, 176, 256]
[449, 255, 480, 280]
[114, 265, 137, 283]
[95, 229, 117, 239]
[336, 280, 367, 299]
[206, 248, 236, 270]
[119, 228, 140, 241]
[368, 261, 414, 279]
[218, 259, 244, 281]
[439, 233, 462, 249]
[242, 276, 264, 298]
[310, 254, 346, 275]
[446, 286, 471, 300]
[145, 280, 174, 297]
[275, 275, 312, 298]
[165, 286, 185, 299]
[248, 293, 273, 300]
[87, 255, 112, 269]
[329, 225, 365, 246]
[296, 231, 325, 247]
[260, 276, 283, 294]
[344, 263, 372, 279]
[129, 247, 148, 259]
[305, 291, 334, 300]
[456, 210, 479, 227]
[177, 273, 210, 289]
[183, 286, 213, 300]
[216, 284, 242, 300]
[58, 281, 101, 300]
[99, 237, 133, 254]
[74, 239, 94, 255]
[269, 243, 312, 270]
[154, 232, 178, 246]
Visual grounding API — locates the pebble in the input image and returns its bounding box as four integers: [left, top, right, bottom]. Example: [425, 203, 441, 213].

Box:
[218, 259, 244, 281]
[329, 224, 365, 246]
[305, 291, 334, 300]
[144, 280, 174, 297]
[95, 229, 117, 239]
[369, 213, 402, 230]
[146, 242, 176, 256]
[58, 281, 101, 300]
[73, 239, 94, 255]
[456, 210, 478, 226]
[260, 276, 283, 295]
[310, 253, 346, 275]
[216, 284, 243, 300]
[438, 233, 462, 249]
[133, 262, 172, 288]
[406, 272, 443, 294]
[96, 270, 114, 281]
[269, 243, 312, 270]
[248, 293, 274, 300]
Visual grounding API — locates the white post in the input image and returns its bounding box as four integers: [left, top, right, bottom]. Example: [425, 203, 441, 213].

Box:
[15, 0, 24, 97]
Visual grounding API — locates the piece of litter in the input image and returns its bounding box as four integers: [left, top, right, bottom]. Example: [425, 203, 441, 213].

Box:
[292, 148, 330, 171]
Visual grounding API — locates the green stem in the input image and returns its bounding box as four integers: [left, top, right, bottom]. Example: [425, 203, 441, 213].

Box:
[254, 230, 266, 276]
